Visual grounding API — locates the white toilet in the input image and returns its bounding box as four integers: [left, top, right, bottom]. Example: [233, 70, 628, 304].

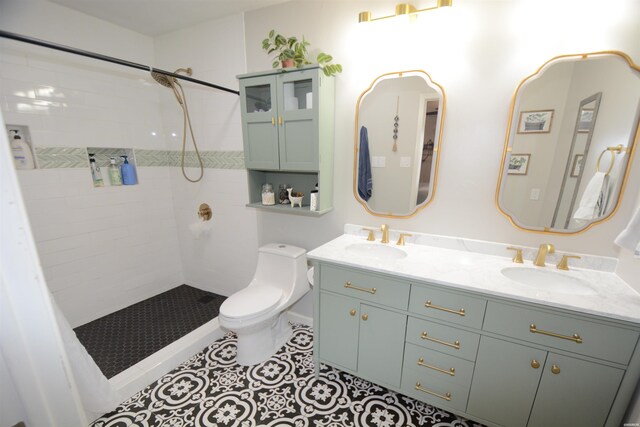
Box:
[218, 243, 310, 366]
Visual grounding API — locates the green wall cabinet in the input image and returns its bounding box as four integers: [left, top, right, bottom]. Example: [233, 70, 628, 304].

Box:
[238, 66, 335, 215]
[312, 260, 640, 427]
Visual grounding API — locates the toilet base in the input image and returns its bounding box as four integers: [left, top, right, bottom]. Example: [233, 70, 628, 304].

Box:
[235, 312, 292, 366]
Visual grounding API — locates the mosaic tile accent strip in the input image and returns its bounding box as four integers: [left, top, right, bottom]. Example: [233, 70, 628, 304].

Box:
[92, 324, 486, 427]
[33, 147, 88, 169]
[134, 149, 172, 167]
[33, 147, 246, 170]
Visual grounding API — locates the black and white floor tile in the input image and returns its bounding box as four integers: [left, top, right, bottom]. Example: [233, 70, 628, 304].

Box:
[92, 324, 485, 427]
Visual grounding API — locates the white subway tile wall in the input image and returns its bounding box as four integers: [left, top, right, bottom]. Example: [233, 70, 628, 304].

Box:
[1, 5, 258, 327]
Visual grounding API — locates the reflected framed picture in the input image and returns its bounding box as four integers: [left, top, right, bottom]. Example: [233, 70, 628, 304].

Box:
[517, 110, 554, 134]
[508, 153, 531, 175]
[571, 154, 584, 177]
[577, 109, 594, 133]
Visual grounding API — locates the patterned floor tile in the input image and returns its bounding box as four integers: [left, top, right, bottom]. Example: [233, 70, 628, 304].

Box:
[92, 324, 485, 427]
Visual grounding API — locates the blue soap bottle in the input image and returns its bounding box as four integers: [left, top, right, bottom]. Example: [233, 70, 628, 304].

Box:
[120, 155, 138, 185]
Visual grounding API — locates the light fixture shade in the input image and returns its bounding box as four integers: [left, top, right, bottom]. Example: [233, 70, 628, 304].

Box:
[438, 0, 452, 7]
[358, 11, 372, 22]
[395, 3, 417, 16]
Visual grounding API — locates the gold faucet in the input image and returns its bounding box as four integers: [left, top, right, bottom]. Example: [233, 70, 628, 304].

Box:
[380, 224, 390, 244]
[533, 243, 555, 267]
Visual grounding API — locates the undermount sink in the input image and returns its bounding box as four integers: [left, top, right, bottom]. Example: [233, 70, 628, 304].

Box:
[501, 267, 597, 296]
[345, 243, 407, 260]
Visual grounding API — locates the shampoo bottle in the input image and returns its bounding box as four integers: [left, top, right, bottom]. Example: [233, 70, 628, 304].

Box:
[9, 130, 35, 169]
[88, 153, 104, 187]
[108, 157, 122, 186]
[120, 155, 138, 185]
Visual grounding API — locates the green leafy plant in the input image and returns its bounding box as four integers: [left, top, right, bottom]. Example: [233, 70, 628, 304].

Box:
[262, 30, 342, 77]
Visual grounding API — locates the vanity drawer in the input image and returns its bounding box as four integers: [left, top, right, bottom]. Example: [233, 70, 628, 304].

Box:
[483, 301, 639, 365]
[400, 365, 470, 412]
[409, 284, 487, 328]
[320, 264, 410, 310]
[403, 342, 474, 388]
[406, 317, 480, 362]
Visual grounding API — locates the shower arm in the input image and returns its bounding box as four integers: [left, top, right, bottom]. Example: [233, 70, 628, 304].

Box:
[0, 30, 240, 96]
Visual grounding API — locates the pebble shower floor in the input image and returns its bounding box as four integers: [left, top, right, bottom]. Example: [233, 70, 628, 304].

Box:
[92, 324, 485, 426]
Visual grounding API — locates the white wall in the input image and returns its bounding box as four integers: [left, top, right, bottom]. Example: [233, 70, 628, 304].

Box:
[154, 14, 260, 298]
[244, 0, 640, 266]
[0, 0, 184, 327]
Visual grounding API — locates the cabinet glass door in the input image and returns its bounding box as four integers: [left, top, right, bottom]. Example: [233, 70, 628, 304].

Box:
[277, 69, 319, 171]
[240, 75, 279, 170]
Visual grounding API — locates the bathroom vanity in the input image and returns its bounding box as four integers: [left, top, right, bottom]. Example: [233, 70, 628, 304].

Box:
[308, 229, 640, 427]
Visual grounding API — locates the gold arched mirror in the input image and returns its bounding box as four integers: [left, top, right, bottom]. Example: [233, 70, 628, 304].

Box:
[497, 52, 640, 234]
[354, 70, 445, 218]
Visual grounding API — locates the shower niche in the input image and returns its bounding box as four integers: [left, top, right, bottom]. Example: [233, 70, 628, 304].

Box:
[86, 147, 138, 187]
[238, 66, 335, 216]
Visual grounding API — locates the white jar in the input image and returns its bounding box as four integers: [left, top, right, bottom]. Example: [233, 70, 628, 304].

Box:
[262, 183, 275, 205]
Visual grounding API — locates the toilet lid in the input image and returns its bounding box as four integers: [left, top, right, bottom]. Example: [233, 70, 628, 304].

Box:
[220, 286, 283, 319]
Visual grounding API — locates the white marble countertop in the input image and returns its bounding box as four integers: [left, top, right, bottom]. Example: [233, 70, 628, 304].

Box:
[308, 232, 640, 324]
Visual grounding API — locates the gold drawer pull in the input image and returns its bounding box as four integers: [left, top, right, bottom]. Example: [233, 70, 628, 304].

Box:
[425, 300, 466, 316]
[349, 309, 356, 316]
[361, 314, 369, 321]
[551, 364, 561, 375]
[530, 324, 583, 344]
[278, 116, 283, 125]
[344, 281, 377, 294]
[418, 357, 455, 376]
[415, 382, 452, 401]
[271, 117, 275, 125]
[531, 359, 540, 369]
[420, 331, 461, 350]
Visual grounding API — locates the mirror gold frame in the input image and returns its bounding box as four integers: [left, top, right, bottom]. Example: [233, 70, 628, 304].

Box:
[353, 70, 446, 218]
[496, 51, 640, 235]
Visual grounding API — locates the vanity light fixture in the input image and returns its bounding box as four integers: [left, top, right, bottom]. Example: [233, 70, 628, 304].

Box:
[358, 0, 452, 23]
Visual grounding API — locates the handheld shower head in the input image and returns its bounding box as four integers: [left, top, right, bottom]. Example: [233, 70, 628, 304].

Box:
[150, 67, 193, 88]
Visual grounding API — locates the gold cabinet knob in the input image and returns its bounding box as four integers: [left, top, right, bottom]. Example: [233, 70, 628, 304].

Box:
[531, 359, 540, 369]
[551, 365, 561, 375]
[361, 314, 369, 321]
[349, 309, 356, 316]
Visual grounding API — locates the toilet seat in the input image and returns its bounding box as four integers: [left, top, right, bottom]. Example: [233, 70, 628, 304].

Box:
[220, 285, 282, 319]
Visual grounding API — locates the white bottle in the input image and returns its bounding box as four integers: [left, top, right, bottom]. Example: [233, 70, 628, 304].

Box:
[9, 130, 35, 169]
[310, 183, 319, 212]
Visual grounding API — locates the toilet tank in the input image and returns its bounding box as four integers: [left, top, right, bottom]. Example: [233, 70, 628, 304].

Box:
[251, 243, 309, 300]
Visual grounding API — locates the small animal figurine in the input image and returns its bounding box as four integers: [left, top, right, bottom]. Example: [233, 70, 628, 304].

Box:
[287, 187, 304, 208]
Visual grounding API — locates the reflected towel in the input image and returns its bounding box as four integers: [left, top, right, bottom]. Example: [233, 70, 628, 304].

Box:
[615, 207, 640, 256]
[573, 172, 610, 220]
[358, 126, 372, 201]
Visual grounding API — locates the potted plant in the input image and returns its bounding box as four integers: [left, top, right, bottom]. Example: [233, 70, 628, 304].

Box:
[262, 30, 342, 77]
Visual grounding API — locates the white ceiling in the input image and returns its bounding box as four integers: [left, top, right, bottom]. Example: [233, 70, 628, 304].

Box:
[49, 0, 290, 36]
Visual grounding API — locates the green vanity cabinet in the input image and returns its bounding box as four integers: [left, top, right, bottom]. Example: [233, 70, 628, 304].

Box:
[312, 260, 640, 427]
[238, 66, 335, 215]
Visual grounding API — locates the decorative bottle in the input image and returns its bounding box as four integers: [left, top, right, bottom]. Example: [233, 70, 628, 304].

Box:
[108, 157, 122, 186]
[88, 153, 104, 187]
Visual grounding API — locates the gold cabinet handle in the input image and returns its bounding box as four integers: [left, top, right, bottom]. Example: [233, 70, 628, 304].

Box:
[344, 281, 377, 294]
[361, 314, 369, 321]
[551, 364, 561, 375]
[271, 117, 275, 125]
[418, 357, 455, 376]
[530, 324, 583, 344]
[425, 300, 466, 316]
[415, 382, 452, 401]
[420, 331, 461, 350]
[506, 246, 524, 263]
[531, 359, 540, 369]
[349, 309, 356, 316]
[278, 116, 283, 125]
